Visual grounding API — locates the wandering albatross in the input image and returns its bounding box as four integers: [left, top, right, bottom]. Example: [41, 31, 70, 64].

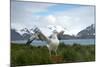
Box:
[26, 27, 64, 56]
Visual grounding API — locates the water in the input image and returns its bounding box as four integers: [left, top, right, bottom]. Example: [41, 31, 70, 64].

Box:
[11, 39, 95, 46]
[60, 39, 95, 45]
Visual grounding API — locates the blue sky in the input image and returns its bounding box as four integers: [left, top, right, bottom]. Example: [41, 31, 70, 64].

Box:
[34, 4, 81, 16]
[11, 1, 95, 36]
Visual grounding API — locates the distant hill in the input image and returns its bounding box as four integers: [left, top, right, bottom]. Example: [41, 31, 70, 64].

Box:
[11, 28, 34, 40]
[77, 24, 95, 39]
[11, 29, 24, 40]
[58, 34, 76, 40]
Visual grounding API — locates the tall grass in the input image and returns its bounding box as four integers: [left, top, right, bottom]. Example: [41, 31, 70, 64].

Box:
[11, 43, 95, 66]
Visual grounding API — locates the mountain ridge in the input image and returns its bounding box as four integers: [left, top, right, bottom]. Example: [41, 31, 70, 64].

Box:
[11, 24, 95, 41]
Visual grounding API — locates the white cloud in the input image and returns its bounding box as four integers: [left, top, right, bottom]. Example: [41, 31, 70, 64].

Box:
[45, 15, 56, 24]
[11, 1, 95, 35]
[11, 1, 56, 24]
[51, 6, 95, 35]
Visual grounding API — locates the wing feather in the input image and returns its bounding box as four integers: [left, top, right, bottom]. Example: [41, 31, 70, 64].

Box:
[38, 32, 49, 41]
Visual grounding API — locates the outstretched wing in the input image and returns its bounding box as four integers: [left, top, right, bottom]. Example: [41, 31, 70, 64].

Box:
[38, 32, 49, 41]
[57, 31, 64, 40]
[26, 27, 49, 45]
[34, 27, 49, 41]
[26, 34, 38, 45]
[49, 30, 64, 40]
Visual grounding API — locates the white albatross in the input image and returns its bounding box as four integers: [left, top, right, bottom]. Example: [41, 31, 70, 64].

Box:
[26, 27, 64, 56]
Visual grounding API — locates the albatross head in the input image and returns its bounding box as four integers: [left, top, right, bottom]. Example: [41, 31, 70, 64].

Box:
[53, 30, 58, 34]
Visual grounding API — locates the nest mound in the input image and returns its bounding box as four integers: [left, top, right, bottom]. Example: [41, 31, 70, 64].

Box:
[50, 55, 64, 63]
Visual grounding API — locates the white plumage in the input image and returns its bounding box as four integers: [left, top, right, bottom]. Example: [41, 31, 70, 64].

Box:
[46, 31, 59, 56]
[26, 27, 63, 56]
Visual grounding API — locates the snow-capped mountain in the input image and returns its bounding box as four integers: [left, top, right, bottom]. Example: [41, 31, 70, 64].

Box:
[11, 28, 35, 40]
[16, 28, 33, 35]
[11, 29, 24, 40]
[77, 24, 95, 39]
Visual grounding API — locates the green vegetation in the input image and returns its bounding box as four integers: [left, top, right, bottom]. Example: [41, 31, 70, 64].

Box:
[11, 43, 95, 66]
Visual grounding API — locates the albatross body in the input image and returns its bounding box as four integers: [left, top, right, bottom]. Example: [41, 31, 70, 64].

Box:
[46, 31, 59, 56]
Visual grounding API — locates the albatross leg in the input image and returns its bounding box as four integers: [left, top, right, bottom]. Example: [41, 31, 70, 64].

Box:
[54, 46, 58, 56]
[55, 50, 57, 56]
[49, 50, 51, 57]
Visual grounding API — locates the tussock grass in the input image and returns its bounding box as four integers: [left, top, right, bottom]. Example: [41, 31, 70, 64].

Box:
[11, 43, 95, 66]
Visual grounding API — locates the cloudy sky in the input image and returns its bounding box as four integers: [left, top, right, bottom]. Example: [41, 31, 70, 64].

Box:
[11, 1, 95, 36]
